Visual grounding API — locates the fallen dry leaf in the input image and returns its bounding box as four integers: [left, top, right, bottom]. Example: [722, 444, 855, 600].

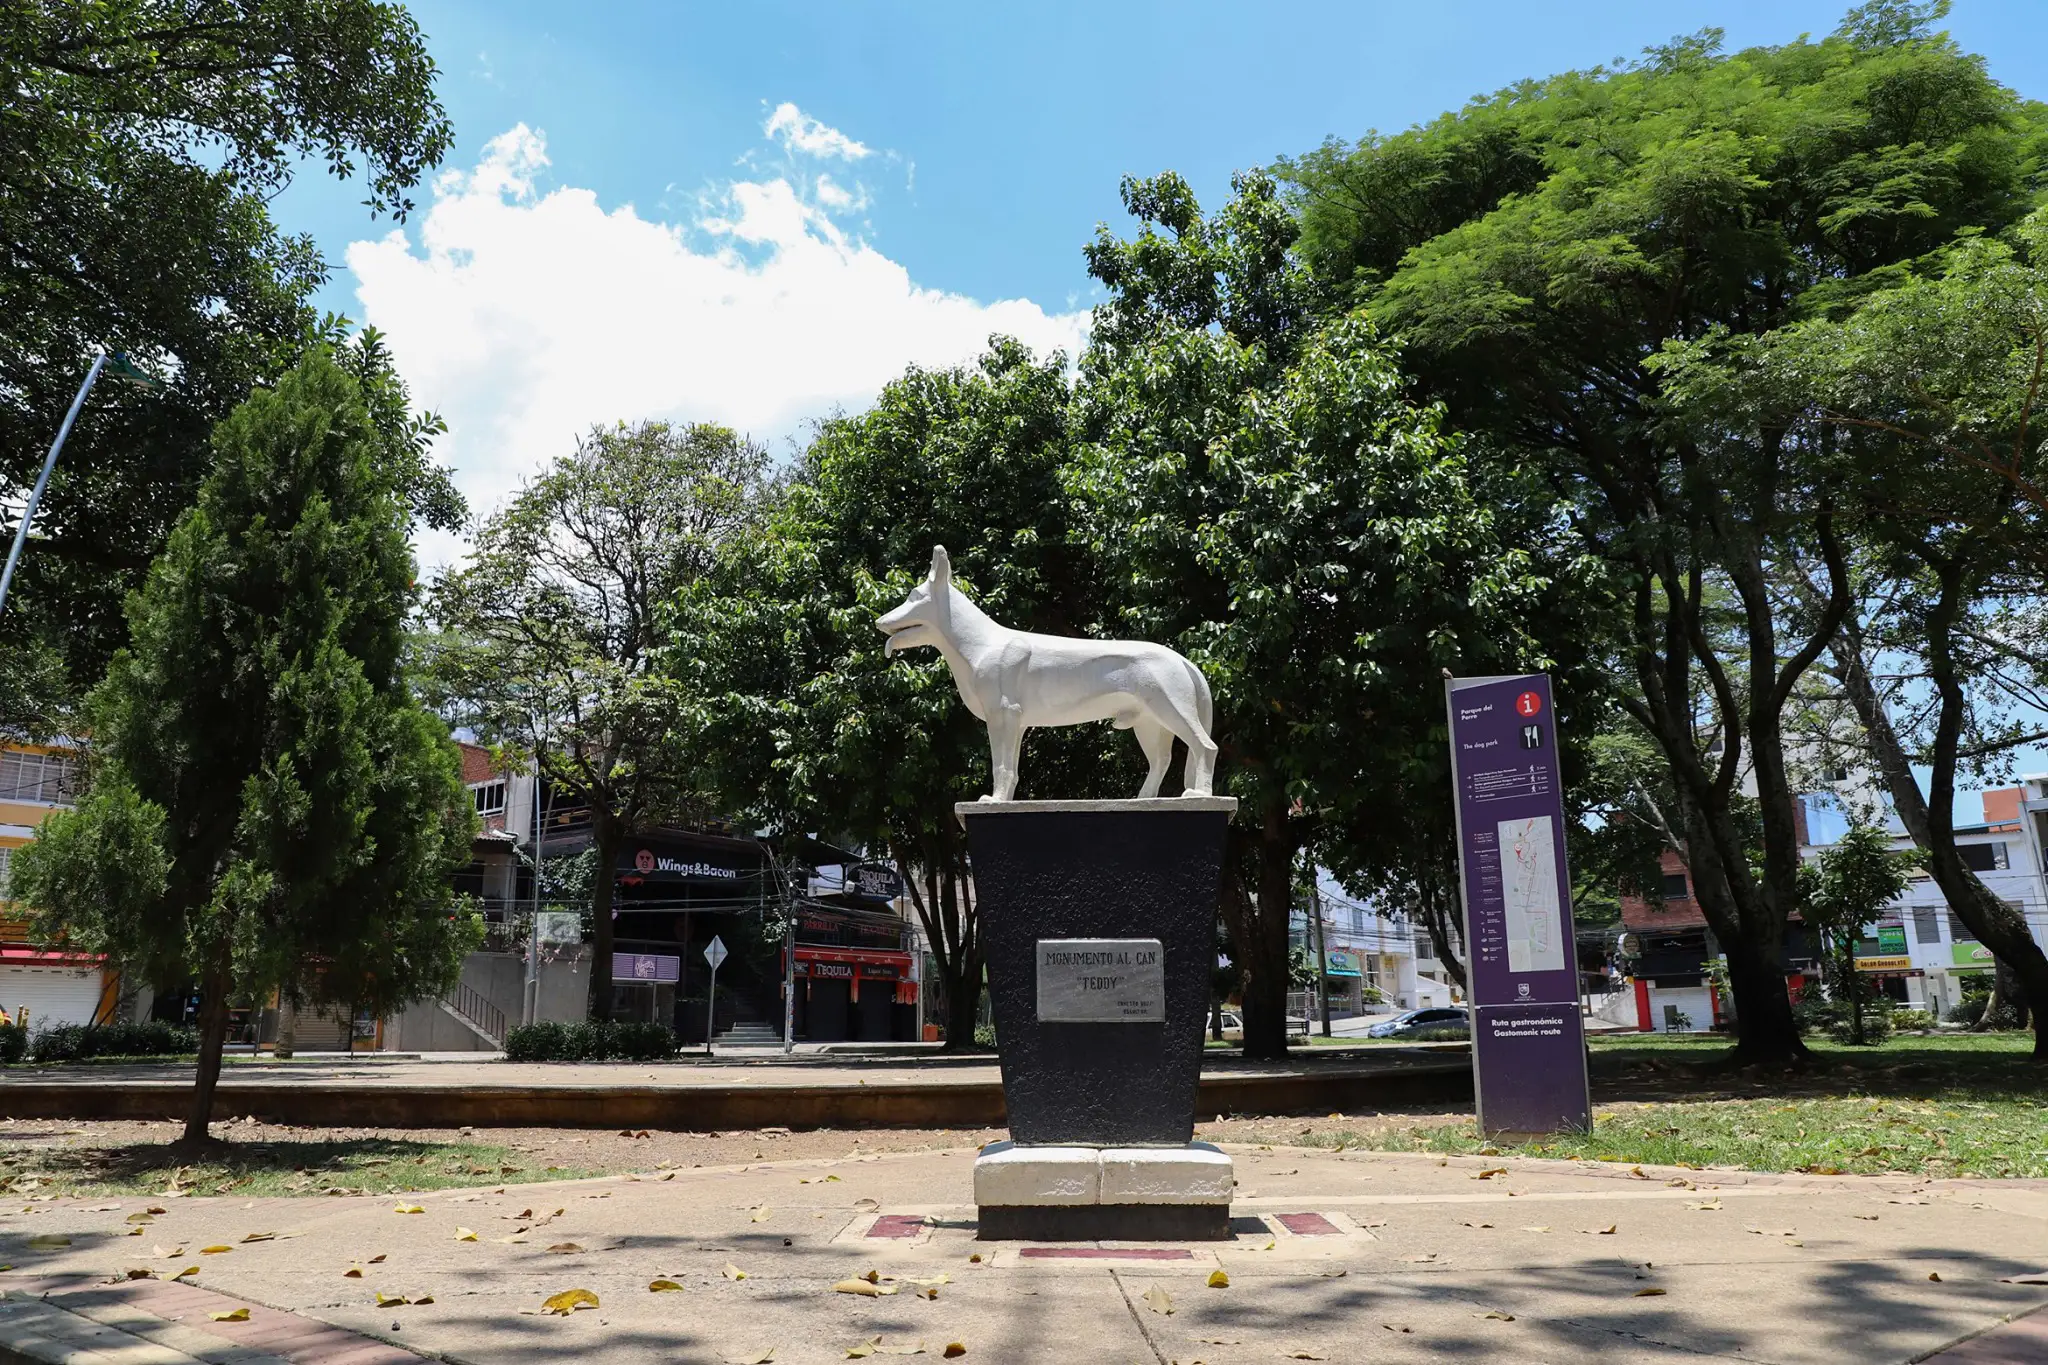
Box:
[1587, 1225, 1617, 1236]
[1283, 1352, 1329, 1361]
[725, 1352, 776, 1365]
[1207, 1269, 1229, 1288]
[943, 1347, 965, 1360]
[125, 1226, 144, 1236]
[199, 1245, 231, 1255]
[171, 1266, 199, 1280]
[542, 1287, 600, 1315]
[1143, 1284, 1174, 1315]
[1477, 1309, 1516, 1321]
[125, 1211, 155, 1224]
[1474, 1167, 1506, 1180]
[209, 1307, 250, 1322]
[722, 1263, 748, 1281]
[1633, 1287, 1667, 1297]
[1685, 1200, 1722, 1212]
[834, 1278, 898, 1297]
[649, 1279, 684, 1292]
[375, 1292, 409, 1307]
[393, 1205, 424, 1215]
[1928, 1272, 1943, 1282]
[852, 1198, 881, 1212]
[1519, 1226, 1551, 1233]
[368, 1254, 387, 1264]
[1459, 1220, 1494, 1229]
[1398, 1252, 1439, 1263]
[454, 1228, 478, 1242]
[752, 1207, 771, 1222]
[241, 1232, 275, 1243]
[343, 1266, 364, 1278]
[546, 1242, 585, 1254]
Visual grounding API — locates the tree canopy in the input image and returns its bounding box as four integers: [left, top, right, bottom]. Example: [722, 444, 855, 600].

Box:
[1276, 0, 2048, 1061]
[15, 349, 479, 1142]
[0, 0, 456, 716]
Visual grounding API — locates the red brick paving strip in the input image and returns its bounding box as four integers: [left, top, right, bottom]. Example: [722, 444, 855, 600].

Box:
[866, 1214, 928, 1239]
[1017, 1247, 1194, 1260]
[1274, 1212, 1341, 1237]
[1918, 1308, 2048, 1363]
[11, 1275, 422, 1363]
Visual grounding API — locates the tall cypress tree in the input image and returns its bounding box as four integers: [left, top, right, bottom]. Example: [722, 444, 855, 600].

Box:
[17, 349, 480, 1144]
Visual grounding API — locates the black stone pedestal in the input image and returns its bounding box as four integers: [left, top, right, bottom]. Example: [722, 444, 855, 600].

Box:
[960, 797, 1237, 1240]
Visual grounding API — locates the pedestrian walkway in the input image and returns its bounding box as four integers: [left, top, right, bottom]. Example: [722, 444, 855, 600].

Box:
[5, 1144, 2047, 1362]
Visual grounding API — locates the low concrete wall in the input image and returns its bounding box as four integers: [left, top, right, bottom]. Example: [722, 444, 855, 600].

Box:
[384, 949, 594, 1052]
[0, 1058, 1471, 1131]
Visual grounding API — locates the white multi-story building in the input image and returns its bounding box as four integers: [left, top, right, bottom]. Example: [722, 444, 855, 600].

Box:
[1799, 783, 2048, 1019]
[1289, 870, 1455, 1015]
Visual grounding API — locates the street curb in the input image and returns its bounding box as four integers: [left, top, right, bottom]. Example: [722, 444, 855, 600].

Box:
[0, 1058, 1471, 1130]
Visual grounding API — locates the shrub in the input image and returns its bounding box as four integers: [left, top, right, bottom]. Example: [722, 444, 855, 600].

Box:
[1889, 1009, 1934, 1032]
[1407, 1024, 1471, 1042]
[1946, 996, 1985, 1026]
[972, 1022, 998, 1051]
[27, 1021, 198, 1063]
[0, 1021, 25, 1064]
[505, 1020, 678, 1062]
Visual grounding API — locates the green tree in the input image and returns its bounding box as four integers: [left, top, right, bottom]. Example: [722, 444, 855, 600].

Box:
[0, 0, 454, 711]
[1074, 172, 1607, 1058]
[1276, 1, 2048, 1063]
[428, 421, 768, 1021]
[13, 350, 479, 1144]
[674, 340, 1112, 1051]
[1706, 207, 2048, 1050]
[1798, 822, 1919, 1044]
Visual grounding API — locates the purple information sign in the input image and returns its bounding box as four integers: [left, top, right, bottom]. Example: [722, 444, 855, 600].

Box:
[611, 952, 681, 983]
[1446, 673, 1591, 1136]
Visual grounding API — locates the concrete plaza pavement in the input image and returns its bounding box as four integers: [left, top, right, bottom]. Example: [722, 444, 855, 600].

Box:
[6, 1143, 2048, 1363]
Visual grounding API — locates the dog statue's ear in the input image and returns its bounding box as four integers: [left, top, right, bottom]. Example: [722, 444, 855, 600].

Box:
[930, 545, 951, 588]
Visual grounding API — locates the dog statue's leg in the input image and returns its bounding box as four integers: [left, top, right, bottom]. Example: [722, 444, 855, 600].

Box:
[983, 706, 1024, 802]
[1134, 716, 1174, 798]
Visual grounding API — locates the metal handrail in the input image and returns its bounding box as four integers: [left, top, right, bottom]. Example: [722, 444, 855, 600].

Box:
[449, 980, 507, 1046]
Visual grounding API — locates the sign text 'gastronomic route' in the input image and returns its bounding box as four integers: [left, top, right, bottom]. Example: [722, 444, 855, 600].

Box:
[1035, 938, 1166, 1023]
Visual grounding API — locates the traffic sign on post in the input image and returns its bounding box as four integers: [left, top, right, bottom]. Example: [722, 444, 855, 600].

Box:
[703, 935, 728, 1055]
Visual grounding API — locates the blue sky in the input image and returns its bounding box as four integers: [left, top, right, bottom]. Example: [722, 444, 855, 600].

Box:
[269, 0, 2048, 551]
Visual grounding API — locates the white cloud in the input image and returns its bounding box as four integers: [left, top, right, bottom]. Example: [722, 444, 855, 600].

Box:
[763, 101, 870, 160]
[345, 122, 1088, 570]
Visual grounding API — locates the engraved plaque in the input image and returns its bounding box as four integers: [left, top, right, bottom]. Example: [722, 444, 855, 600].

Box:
[1036, 938, 1165, 1022]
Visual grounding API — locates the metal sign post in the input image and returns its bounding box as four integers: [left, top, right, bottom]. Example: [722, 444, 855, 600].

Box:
[703, 935, 728, 1058]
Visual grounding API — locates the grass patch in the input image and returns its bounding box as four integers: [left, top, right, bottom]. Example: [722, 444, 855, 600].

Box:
[0, 1137, 603, 1199]
[1291, 1092, 2048, 1178]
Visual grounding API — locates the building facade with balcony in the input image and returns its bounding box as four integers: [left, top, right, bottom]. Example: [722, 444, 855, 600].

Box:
[0, 742, 127, 1031]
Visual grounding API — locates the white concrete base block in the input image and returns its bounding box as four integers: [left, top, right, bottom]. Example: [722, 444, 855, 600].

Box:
[1099, 1143, 1234, 1204]
[975, 1140, 1233, 1207]
[973, 1142, 1101, 1206]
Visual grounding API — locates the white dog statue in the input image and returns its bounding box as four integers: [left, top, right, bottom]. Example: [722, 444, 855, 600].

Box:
[877, 546, 1218, 801]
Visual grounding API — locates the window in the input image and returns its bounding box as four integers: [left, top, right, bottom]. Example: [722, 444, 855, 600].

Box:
[1958, 842, 2008, 873]
[1946, 909, 1977, 943]
[1661, 872, 1691, 901]
[0, 845, 11, 899]
[471, 781, 507, 816]
[0, 750, 78, 805]
[1910, 904, 1939, 945]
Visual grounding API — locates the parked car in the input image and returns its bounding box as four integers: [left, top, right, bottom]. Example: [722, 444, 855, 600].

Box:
[1214, 1008, 1310, 1041]
[1364, 1006, 1469, 1038]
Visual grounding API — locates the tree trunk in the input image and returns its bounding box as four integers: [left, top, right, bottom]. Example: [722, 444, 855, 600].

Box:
[183, 969, 232, 1145]
[1844, 936, 1864, 1046]
[587, 816, 621, 1022]
[1237, 801, 1297, 1061]
[1720, 931, 1803, 1064]
[1917, 566, 2048, 1058]
[943, 963, 983, 1052]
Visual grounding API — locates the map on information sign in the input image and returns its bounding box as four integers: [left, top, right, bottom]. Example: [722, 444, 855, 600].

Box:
[1496, 815, 1565, 973]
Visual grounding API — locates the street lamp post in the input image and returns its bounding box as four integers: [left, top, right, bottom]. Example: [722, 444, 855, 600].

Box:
[0, 351, 159, 620]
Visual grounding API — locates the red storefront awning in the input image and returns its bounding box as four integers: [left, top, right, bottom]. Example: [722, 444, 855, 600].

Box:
[0, 945, 105, 968]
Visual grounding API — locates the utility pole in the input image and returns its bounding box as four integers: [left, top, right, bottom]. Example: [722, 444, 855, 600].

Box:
[1310, 860, 1332, 1038]
[525, 776, 549, 1026]
[2, 351, 157, 620]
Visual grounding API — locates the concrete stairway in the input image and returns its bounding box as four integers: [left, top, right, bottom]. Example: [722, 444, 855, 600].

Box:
[714, 1019, 784, 1047]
